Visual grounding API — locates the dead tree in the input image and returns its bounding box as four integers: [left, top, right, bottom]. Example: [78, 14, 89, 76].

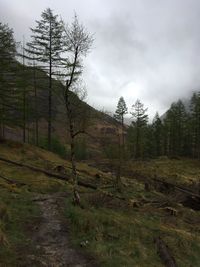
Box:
[63, 14, 93, 205]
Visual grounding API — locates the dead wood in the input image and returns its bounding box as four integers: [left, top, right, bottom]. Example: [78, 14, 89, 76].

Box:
[0, 174, 26, 186]
[154, 237, 177, 267]
[153, 177, 200, 198]
[0, 156, 97, 190]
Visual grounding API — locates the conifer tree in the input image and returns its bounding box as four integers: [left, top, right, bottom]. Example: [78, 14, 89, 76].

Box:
[114, 96, 128, 149]
[164, 100, 187, 156]
[152, 112, 163, 157]
[130, 99, 148, 158]
[190, 92, 200, 158]
[26, 8, 64, 149]
[0, 22, 17, 138]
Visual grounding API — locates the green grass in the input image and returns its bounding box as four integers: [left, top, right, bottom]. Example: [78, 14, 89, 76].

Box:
[126, 157, 200, 185]
[0, 140, 200, 266]
[65, 189, 200, 267]
[0, 186, 40, 266]
[0, 141, 71, 266]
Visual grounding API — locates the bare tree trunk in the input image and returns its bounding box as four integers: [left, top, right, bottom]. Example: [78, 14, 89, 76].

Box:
[22, 40, 26, 143]
[65, 80, 81, 206]
[48, 19, 52, 150]
[136, 126, 140, 159]
[116, 130, 122, 192]
[33, 63, 38, 146]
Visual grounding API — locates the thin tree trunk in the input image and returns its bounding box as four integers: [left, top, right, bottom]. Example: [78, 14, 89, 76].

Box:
[22, 40, 26, 143]
[121, 115, 125, 156]
[48, 18, 52, 150]
[33, 63, 38, 146]
[136, 126, 140, 159]
[117, 131, 122, 192]
[65, 79, 81, 205]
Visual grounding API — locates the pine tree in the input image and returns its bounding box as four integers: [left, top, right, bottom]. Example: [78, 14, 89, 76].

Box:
[0, 22, 17, 138]
[114, 96, 127, 150]
[114, 96, 128, 125]
[26, 8, 64, 149]
[152, 112, 163, 157]
[130, 99, 148, 158]
[190, 92, 200, 158]
[163, 100, 187, 157]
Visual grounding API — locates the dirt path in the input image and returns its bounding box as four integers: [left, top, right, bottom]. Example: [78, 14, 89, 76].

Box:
[29, 193, 97, 267]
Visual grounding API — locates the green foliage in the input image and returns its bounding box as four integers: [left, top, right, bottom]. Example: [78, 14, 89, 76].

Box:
[190, 92, 200, 158]
[0, 22, 18, 135]
[26, 8, 64, 67]
[163, 100, 187, 157]
[114, 96, 128, 123]
[128, 100, 148, 159]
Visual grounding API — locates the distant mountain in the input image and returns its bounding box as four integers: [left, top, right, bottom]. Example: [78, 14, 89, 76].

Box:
[160, 94, 197, 121]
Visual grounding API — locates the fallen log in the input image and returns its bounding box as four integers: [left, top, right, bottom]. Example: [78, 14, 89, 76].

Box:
[153, 177, 200, 199]
[154, 237, 177, 267]
[0, 156, 97, 190]
[128, 170, 200, 199]
[0, 156, 68, 180]
[0, 174, 26, 186]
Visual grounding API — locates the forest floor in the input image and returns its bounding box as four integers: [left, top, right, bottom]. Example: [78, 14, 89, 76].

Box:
[0, 140, 200, 266]
[27, 192, 98, 267]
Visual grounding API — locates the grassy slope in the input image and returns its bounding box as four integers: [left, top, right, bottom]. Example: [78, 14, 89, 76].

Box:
[0, 141, 200, 266]
[126, 157, 200, 185]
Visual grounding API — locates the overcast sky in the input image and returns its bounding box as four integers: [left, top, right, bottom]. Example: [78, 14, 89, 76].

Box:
[1, 0, 200, 119]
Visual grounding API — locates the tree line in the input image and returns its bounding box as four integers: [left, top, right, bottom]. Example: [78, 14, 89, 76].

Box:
[113, 94, 200, 160]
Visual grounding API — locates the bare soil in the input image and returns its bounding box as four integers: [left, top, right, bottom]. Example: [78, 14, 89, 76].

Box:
[27, 193, 98, 267]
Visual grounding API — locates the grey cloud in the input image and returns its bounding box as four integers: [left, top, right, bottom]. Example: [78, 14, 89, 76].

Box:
[1, 0, 200, 119]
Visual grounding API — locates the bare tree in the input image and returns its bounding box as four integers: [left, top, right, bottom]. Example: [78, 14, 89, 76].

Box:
[63, 14, 93, 205]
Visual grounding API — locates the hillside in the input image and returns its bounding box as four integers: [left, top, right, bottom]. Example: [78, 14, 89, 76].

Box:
[2, 60, 122, 159]
[0, 140, 200, 266]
